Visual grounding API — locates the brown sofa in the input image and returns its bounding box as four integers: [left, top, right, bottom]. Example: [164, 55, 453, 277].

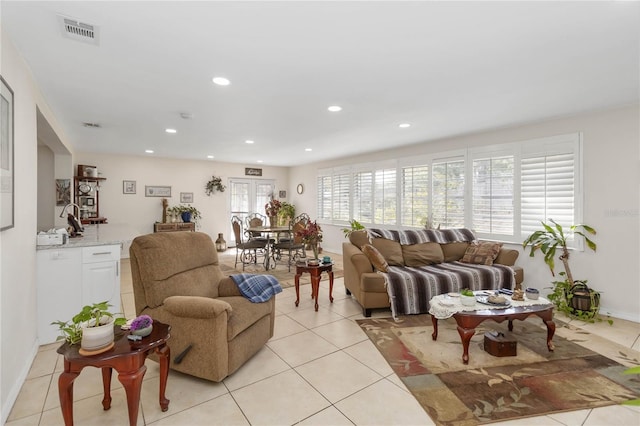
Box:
[343, 229, 523, 317]
[130, 231, 276, 382]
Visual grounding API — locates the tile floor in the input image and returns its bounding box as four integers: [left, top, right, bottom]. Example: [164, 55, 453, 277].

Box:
[7, 253, 640, 425]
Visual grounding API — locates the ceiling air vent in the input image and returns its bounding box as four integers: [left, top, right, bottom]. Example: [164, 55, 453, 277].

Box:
[58, 15, 100, 45]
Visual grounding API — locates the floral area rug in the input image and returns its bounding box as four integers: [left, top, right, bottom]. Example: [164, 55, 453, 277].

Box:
[357, 315, 640, 426]
[217, 249, 344, 289]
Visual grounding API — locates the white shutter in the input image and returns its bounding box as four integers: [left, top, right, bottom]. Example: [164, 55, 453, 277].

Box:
[401, 165, 429, 227]
[317, 175, 332, 221]
[472, 156, 514, 235]
[432, 158, 465, 228]
[332, 173, 350, 221]
[374, 168, 397, 225]
[353, 171, 373, 223]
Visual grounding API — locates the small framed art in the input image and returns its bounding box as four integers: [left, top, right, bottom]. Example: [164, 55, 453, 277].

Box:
[123, 180, 136, 194]
[180, 192, 194, 203]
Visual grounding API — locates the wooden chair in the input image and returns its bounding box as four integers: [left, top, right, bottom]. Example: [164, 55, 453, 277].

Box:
[232, 216, 267, 270]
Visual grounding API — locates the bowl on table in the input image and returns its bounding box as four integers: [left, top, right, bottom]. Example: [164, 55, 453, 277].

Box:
[525, 287, 540, 300]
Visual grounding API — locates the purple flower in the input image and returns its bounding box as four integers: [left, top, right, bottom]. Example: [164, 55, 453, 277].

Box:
[130, 315, 153, 331]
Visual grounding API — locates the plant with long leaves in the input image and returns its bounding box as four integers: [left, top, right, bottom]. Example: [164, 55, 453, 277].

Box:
[522, 219, 596, 287]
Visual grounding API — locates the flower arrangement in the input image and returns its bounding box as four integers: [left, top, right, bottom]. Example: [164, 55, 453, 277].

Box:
[167, 204, 202, 224]
[130, 314, 153, 331]
[265, 199, 282, 217]
[205, 175, 226, 195]
[296, 220, 323, 244]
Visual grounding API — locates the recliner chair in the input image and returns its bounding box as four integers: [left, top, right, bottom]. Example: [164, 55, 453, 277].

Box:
[129, 231, 276, 382]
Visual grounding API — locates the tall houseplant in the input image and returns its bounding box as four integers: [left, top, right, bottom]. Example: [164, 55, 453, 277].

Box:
[522, 219, 604, 322]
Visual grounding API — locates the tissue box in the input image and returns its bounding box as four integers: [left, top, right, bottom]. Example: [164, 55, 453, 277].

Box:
[37, 233, 65, 246]
[484, 331, 517, 357]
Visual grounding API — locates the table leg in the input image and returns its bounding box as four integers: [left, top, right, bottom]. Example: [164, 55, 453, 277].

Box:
[101, 367, 112, 410]
[328, 271, 334, 303]
[311, 275, 320, 311]
[508, 319, 514, 331]
[156, 344, 171, 411]
[456, 326, 475, 364]
[294, 272, 301, 306]
[431, 316, 438, 340]
[58, 362, 79, 426]
[544, 318, 556, 351]
[117, 366, 147, 426]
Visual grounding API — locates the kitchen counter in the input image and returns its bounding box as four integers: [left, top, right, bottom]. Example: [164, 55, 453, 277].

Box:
[37, 223, 138, 250]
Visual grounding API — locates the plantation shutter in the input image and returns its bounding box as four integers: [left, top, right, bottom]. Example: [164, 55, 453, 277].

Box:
[332, 172, 351, 221]
[432, 157, 465, 228]
[317, 174, 332, 221]
[401, 165, 430, 227]
[472, 155, 515, 235]
[353, 170, 373, 223]
[374, 168, 397, 225]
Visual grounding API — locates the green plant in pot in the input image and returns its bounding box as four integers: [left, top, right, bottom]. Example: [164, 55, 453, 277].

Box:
[522, 219, 606, 323]
[168, 204, 201, 225]
[278, 202, 296, 225]
[52, 301, 126, 349]
[342, 219, 365, 238]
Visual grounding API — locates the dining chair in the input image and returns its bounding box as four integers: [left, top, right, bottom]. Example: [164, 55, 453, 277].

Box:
[273, 214, 308, 271]
[232, 215, 267, 270]
[245, 213, 269, 241]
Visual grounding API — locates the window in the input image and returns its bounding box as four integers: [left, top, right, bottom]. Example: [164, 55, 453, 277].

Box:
[316, 133, 581, 244]
[432, 158, 465, 228]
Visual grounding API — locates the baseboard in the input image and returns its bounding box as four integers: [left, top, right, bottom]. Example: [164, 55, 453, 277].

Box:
[1, 340, 39, 425]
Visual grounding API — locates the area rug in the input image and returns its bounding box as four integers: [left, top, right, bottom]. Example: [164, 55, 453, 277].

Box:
[217, 249, 344, 288]
[357, 315, 640, 426]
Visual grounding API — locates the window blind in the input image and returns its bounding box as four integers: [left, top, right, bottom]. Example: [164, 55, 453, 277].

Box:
[401, 165, 429, 227]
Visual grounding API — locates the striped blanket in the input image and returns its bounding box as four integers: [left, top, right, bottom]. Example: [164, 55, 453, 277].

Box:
[384, 262, 516, 317]
[369, 228, 475, 245]
[230, 274, 282, 303]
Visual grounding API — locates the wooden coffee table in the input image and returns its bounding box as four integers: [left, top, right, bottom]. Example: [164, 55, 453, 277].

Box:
[295, 262, 334, 311]
[56, 321, 171, 426]
[431, 304, 555, 364]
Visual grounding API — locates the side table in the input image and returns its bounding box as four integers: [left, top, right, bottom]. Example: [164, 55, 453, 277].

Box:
[295, 262, 334, 311]
[56, 321, 171, 426]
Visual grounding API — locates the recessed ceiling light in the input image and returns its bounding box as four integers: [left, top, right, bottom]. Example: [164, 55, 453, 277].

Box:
[245, 140, 254, 144]
[399, 123, 411, 128]
[207, 155, 214, 159]
[327, 105, 342, 112]
[145, 149, 154, 154]
[257, 160, 263, 163]
[165, 128, 177, 134]
[212, 77, 230, 86]
[305, 148, 313, 152]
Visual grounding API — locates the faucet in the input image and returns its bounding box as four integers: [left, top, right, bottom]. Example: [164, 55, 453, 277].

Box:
[59, 203, 81, 218]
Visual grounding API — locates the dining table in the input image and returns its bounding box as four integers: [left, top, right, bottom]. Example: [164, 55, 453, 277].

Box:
[247, 225, 292, 269]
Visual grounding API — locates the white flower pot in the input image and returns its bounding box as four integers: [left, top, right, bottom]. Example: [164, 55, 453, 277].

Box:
[81, 316, 115, 351]
[460, 294, 477, 307]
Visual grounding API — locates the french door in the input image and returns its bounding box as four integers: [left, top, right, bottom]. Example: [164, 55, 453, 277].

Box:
[229, 178, 275, 244]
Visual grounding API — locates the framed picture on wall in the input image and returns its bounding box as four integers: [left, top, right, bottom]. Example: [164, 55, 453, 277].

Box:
[180, 192, 194, 203]
[123, 180, 136, 194]
[145, 185, 171, 197]
[1, 76, 14, 231]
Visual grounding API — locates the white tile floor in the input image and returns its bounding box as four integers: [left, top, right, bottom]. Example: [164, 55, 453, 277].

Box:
[7, 256, 640, 425]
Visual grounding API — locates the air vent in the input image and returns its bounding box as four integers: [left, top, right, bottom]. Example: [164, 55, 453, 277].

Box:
[58, 15, 100, 45]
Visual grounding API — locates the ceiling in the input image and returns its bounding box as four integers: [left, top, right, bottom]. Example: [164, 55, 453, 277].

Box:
[2, 1, 639, 167]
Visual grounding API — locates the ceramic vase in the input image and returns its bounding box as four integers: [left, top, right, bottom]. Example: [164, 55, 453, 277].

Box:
[81, 317, 115, 351]
[181, 212, 192, 223]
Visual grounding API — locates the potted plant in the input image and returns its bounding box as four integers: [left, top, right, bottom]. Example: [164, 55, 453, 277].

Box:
[168, 204, 201, 224]
[265, 199, 282, 226]
[278, 202, 295, 225]
[522, 219, 605, 322]
[52, 301, 126, 350]
[296, 220, 323, 259]
[205, 175, 226, 195]
[342, 219, 365, 238]
[460, 288, 476, 306]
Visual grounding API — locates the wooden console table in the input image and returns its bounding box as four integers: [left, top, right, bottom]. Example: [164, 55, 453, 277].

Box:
[56, 321, 171, 426]
[154, 222, 195, 233]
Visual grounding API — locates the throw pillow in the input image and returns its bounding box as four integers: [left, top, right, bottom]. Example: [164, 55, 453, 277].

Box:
[402, 243, 444, 267]
[460, 241, 503, 266]
[441, 242, 471, 262]
[361, 244, 389, 272]
[371, 238, 404, 266]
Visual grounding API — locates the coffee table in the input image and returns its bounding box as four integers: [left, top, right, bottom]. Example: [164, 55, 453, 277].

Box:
[431, 302, 555, 364]
[57, 321, 171, 426]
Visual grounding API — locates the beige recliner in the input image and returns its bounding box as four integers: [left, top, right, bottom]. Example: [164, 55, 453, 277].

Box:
[129, 231, 276, 382]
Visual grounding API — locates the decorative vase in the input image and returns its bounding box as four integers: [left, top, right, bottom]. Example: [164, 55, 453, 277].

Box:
[81, 317, 115, 351]
[181, 212, 192, 223]
[215, 233, 227, 252]
[269, 215, 277, 227]
[131, 324, 153, 337]
[311, 242, 319, 260]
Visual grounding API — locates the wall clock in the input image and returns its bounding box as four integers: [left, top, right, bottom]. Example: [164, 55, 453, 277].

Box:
[296, 183, 304, 194]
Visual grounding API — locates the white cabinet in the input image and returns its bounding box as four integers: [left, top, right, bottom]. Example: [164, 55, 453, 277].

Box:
[37, 244, 121, 344]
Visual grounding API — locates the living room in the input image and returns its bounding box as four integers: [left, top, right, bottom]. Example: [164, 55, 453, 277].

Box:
[1, 1, 639, 425]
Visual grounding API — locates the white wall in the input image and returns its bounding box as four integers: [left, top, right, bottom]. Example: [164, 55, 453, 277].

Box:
[291, 105, 640, 322]
[73, 153, 289, 256]
[0, 28, 75, 423]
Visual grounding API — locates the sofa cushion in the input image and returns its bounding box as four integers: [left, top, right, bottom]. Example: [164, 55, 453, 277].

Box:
[461, 241, 503, 265]
[348, 230, 370, 249]
[441, 242, 471, 262]
[371, 238, 404, 266]
[362, 244, 389, 272]
[402, 242, 444, 267]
